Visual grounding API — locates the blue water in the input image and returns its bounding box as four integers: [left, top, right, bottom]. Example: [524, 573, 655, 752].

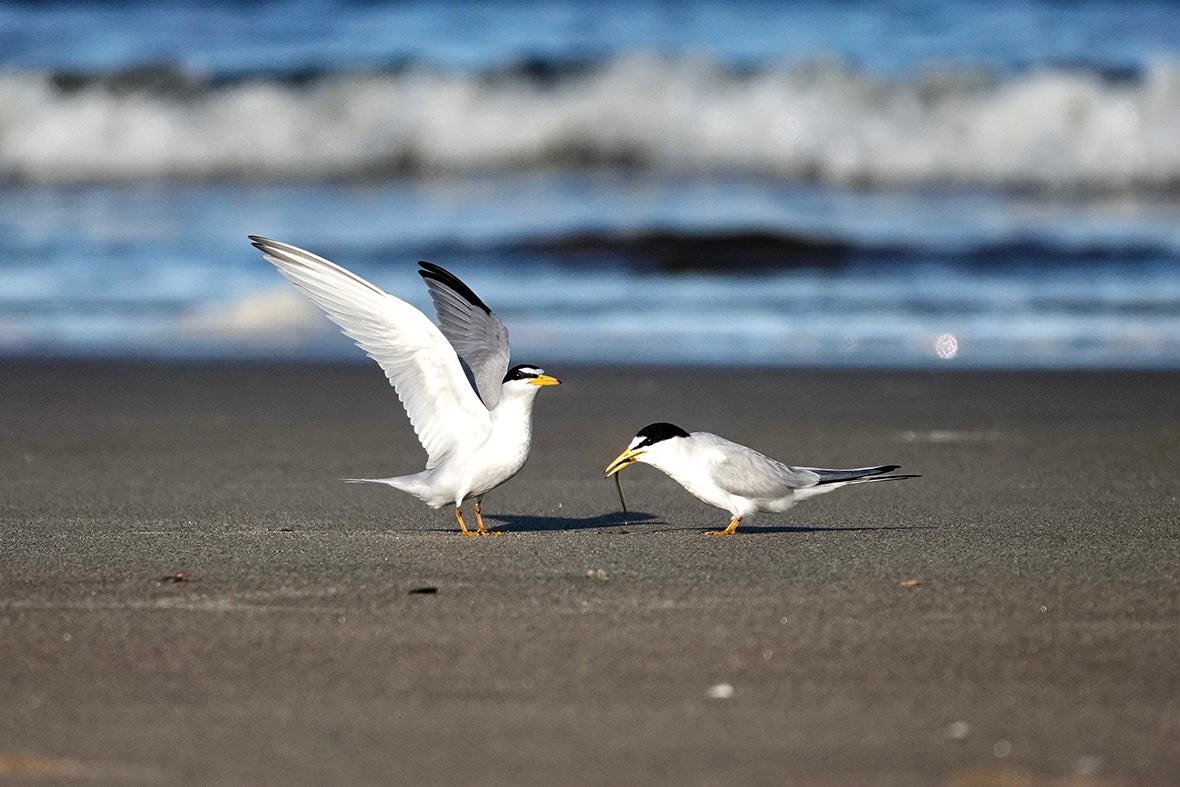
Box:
[2, 0, 1180, 368]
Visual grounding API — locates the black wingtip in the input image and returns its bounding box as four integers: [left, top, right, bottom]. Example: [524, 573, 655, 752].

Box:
[249, 234, 275, 252]
[812, 464, 915, 486]
[418, 261, 492, 315]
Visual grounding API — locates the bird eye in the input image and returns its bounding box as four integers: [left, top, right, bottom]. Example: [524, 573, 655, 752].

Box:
[503, 364, 542, 383]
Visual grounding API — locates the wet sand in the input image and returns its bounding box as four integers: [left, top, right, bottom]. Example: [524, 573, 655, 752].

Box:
[1, 360, 1178, 785]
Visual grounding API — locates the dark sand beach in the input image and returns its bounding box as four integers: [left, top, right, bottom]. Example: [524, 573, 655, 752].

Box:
[1, 360, 1177, 785]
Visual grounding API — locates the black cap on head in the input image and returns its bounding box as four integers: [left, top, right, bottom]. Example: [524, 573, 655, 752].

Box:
[503, 364, 544, 383]
[633, 422, 691, 447]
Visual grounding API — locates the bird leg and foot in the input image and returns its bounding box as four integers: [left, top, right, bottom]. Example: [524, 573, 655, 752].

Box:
[455, 501, 502, 536]
[473, 499, 502, 536]
[454, 507, 476, 536]
[704, 517, 741, 536]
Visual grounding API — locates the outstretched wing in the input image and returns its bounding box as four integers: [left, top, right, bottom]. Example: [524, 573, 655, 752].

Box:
[417, 261, 510, 409]
[250, 236, 491, 468]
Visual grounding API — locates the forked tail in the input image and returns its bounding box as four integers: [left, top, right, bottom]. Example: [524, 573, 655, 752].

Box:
[344, 474, 430, 497]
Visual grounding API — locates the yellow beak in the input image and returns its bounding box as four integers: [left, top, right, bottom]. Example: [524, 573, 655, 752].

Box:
[528, 374, 561, 387]
[604, 448, 644, 477]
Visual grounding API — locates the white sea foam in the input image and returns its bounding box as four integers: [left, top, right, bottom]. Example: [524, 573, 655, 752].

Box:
[3, 55, 1180, 190]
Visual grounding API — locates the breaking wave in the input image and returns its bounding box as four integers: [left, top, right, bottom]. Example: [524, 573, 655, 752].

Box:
[492, 227, 1180, 272]
[3, 54, 1180, 190]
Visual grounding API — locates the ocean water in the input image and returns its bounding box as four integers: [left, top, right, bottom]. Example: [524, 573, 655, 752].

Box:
[2, 0, 1179, 368]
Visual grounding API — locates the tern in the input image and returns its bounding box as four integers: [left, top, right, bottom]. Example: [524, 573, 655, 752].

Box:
[250, 236, 560, 536]
[605, 423, 917, 535]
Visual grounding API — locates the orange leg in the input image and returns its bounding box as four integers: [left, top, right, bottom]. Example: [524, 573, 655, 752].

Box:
[473, 500, 502, 536]
[704, 517, 741, 536]
[455, 507, 478, 537]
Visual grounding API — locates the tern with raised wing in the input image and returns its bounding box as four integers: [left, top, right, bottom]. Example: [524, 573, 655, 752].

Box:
[605, 423, 917, 535]
[250, 236, 559, 536]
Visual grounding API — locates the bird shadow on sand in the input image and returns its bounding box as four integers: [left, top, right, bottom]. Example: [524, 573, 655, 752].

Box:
[435, 515, 931, 535]
[729, 524, 934, 535]
[479, 511, 661, 532]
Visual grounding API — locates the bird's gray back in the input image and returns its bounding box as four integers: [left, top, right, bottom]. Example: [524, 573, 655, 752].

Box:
[692, 432, 821, 499]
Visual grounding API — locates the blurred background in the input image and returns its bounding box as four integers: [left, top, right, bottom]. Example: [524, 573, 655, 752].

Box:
[1, 0, 1178, 368]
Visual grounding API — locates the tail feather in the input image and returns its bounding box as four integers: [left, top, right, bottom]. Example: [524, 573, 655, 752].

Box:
[345, 475, 417, 484]
[845, 473, 921, 485]
[342, 473, 450, 508]
[343, 475, 426, 494]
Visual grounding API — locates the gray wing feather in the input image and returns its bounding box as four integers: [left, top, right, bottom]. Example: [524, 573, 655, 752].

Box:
[699, 434, 822, 499]
[803, 465, 902, 485]
[418, 262, 510, 409]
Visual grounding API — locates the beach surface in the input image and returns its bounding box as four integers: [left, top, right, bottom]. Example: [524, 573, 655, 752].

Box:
[1, 360, 1177, 785]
